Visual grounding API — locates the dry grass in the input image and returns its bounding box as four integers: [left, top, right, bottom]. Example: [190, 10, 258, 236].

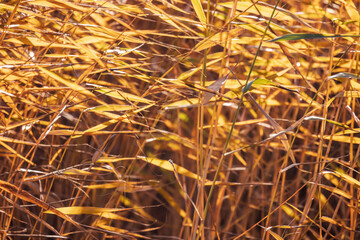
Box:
[1, 0, 360, 239]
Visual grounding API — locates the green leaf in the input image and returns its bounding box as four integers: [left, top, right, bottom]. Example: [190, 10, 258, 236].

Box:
[269, 33, 360, 42]
[304, 116, 350, 129]
[241, 78, 294, 93]
[328, 72, 360, 80]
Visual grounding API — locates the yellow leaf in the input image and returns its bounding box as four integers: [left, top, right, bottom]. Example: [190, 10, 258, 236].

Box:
[96, 222, 149, 239]
[96, 157, 136, 163]
[5, 37, 78, 49]
[268, 230, 284, 240]
[45, 206, 124, 214]
[138, 156, 202, 180]
[191, 0, 206, 25]
[195, 28, 243, 51]
[177, 58, 222, 81]
[350, 79, 360, 90]
[203, 118, 268, 129]
[80, 104, 154, 135]
[144, 1, 184, 32]
[119, 195, 155, 221]
[0, 180, 84, 232]
[320, 135, 360, 144]
[84, 181, 153, 192]
[321, 216, 352, 231]
[0, 140, 34, 165]
[76, 35, 113, 44]
[281, 204, 299, 221]
[164, 98, 199, 110]
[96, 88, 154, 104]
[30, 0, 90, 12]
[156, 187, 192, 224]
[44, 206, 140, 223]
[332, 170, 360, 188]
[62, 168, 92, 175]
[38, 67, 96, 99]
[298, 91, 323, 109]
[87, 104, 135, 112]
[321, 185, 353, 200]
[344, 0, 360, 23]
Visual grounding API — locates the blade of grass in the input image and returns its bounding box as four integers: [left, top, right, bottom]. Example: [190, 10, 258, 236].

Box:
[191, 0, 206, 26]
[0, 180, 86, 233]
[198, 1, 282, 239]
[270, 33, 360, 42]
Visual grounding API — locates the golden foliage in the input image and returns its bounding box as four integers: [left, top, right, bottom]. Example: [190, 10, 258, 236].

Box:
[0, 0, 360, 239]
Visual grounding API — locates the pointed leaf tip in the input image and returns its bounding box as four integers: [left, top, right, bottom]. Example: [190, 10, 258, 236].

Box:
[328, 72, 360, 80]
[269, 33, 360, 42]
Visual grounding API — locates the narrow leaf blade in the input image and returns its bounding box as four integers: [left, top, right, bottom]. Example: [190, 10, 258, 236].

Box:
[191, 0, 206, 25]
[270, 33, 360, 42]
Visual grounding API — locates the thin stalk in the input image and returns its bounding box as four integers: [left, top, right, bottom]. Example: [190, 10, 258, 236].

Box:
[192, 3, 210, 239]
[196, 1, 281, 239]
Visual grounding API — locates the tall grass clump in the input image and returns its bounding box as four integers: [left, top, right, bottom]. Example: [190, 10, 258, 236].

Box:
[0, 0, 360, 239]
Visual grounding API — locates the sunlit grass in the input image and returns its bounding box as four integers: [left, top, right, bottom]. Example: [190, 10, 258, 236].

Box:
[0, 0, 360, 239]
